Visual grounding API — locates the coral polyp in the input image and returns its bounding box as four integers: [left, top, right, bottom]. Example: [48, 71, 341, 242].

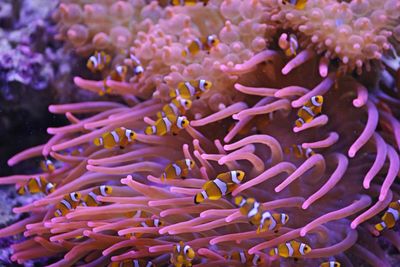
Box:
[1, 0, 399, 266]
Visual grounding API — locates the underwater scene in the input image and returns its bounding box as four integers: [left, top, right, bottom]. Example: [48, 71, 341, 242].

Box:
[0, 0, 400, 266]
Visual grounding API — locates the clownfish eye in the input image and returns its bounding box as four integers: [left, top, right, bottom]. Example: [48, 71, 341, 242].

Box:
[184, 101, 189, 105]
[304, 246, 309, 251]
[130, 132, 134, 137]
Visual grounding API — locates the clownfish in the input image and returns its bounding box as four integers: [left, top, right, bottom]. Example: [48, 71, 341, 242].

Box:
[126, 218, 164, 238]
[99, 78, 112, 96]
[130, 54, 144, 78]
[54, 192, 81, 217]
[320, 261, 341, 267]
[374, 200, 400, 232]
[86, 51, 111, 73]
[269, 240, 311, 258]
[109, 259, 155, 267]
[40, 159, 55, 173]
[226, 251, 262, 266]
[257, 211, 289, 233]
[169, 0, 209, 6]
[169, 80, 212, 100]
[284, 144, 315, 159]
[161, 159, 195, 181]
[17, 176, 56, 195]
[282, 0, 308, 10]
[145, 115, 189, 136]
[182, 34, 219, 57]
[157, 98, 192, 118]
[194, 170, 245, 204]
[295, 95, 323, 127]
[110, 65, 128, 82]
[93, 127, 137, 149]
[124, 209, 151, 219]
[284, 34, 299, 57]
[234, 196, 262, 225]
[81, 185, 113, 207]
[170, 241, 195, 267]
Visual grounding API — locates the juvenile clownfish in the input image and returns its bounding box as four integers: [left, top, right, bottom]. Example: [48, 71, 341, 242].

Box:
[110, 65, 128, 82]
[320, 261, 341, 267]
[169, 80, 212, 100]
[86, 51, 111, 73]
[169, 0, 209, 6]
[182, 34, 219, 57]
[284, 144, 315, 159]
[282, 0, 308, 10]
[134, 218, 164, 238]
[234, 196, 262, 225]
[284, 34, 299, 57]
[170, 241, 195, 267]
[17, 176, 56, 195]
[161, 159, 195, 181]
[157, 98, 192, 118]
[374, 199, 400, 232]
[130, 54, 144, 78]
[194, 170, 245, 204]
[226, 250, 262, 266]
[81, 185, 113, 207]
[93, 127, 137, 149]
[257, 211, 289, 233]
[40, 159, 55, 173]
[295, 95, 323, 127]
[54, 192, 81, 217]
[124, 210, 151, 219]
[108, 259, 155, 267]
[99, 78, 112, 96]
[145, 115, 189, 136]
[269, 240, 311, 258]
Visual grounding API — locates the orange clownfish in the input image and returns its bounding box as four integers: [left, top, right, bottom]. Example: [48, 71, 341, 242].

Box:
[374, 200, 400, 232]
[93, 127, 137, 149]
[170, 241, 195, 267]
[295, 95, 323, 127]
[54, 192, 81, 217]
[226, 251, 262, 266]
[17, 176, 56, 195]
[320, 261, 341, 267]
[169, 0, 209, 6]
[234, 196, 262, 225]
[284, 144, 315, 159]
[161, 159, 195, 181]
[81, 185, 113, 207]
[145, 115, 189, 136]
[182, 34, 219, 57]
[130, 54, 144, 78]
[257, 211, 289, 233]
[269, 240, 311, 258]
[125, 218, 164, 238]
[194, 170, 245, 204]
[284, 34, 299, 57]
[99, 78, 112, 96]
[157, 98, 192, 118]
[169, 80, 212, 100]
[40, 159, 55, 173]
[86, 51, 111, 73]
[108, 259, 155, 267]
[110, 65, 128, 82]
[282, 0, 308, 10]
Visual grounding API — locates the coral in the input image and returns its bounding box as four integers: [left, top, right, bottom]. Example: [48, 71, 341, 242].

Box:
[0, 0, 400, 267]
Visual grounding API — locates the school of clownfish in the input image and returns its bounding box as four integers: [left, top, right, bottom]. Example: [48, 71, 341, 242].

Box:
[13, 1, 399, 266]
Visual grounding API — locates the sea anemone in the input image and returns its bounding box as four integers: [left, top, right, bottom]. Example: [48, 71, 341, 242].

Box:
[1, 0, 399, 266]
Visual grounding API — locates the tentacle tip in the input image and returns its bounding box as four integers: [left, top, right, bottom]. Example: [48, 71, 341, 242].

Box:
[348, 150, 356, 158]
[301, 203, 309, 210]
[350, 222, 357, 229]
[299, 230, 307, 237]
[281, 66, 290, 75]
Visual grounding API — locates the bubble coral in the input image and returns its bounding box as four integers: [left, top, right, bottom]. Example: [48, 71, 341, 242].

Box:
[1, 0, 400, 266]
